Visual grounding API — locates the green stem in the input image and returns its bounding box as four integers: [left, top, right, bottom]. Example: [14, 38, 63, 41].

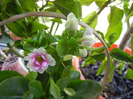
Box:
[7, 43, 24, 58]
[49, 21, 55, 34]
[54, 23, 59, 35]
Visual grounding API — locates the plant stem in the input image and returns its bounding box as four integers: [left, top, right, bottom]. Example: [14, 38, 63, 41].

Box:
[118, 21, 133, 50]
[97, 0, 111, 15]
[49, 21, 55, 34]
[0, 11, 110, 89]
[54, 23, 59, 35]
[7, 43, 24, 58]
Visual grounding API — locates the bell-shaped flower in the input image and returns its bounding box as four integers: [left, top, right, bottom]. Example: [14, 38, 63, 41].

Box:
[65, 12, 78, 32]
[24, 48, 56, 74]
[80, 28, 95, 48]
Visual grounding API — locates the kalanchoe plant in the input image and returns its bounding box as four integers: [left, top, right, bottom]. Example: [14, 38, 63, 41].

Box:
[0, 0, 132, 99]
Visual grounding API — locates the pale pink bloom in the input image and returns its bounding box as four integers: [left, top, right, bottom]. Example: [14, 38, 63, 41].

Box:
[24, 48, 56, 74]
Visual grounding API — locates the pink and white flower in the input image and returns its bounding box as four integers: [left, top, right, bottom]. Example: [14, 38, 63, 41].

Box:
[24, 48, 56, 74]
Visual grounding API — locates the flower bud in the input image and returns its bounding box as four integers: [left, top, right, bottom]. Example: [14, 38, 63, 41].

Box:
[65, 12, 78, 32]
[78, 48, 87, 57]
[83, 28, 93, 36]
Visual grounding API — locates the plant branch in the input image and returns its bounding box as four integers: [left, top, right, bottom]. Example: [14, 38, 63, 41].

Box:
[0, 11, 110, 89]
[7, 43, 24, 58]
[0, 12, 66, 27]
[97, 0, 111, 15]
[118, 21, 133, 50]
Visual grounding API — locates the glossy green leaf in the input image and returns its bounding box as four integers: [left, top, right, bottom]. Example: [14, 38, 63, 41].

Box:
[95, 0, 106, 8]
[108, 59, 115, 82]
[125, 68, 133, 80]
[22, 91, 33, 99]
[25, 72, 38, 81]
[64, 88, 75, 96]
[66, 79, 102, 99]
[28, 80, 45, 99]
[97, 58, 107, 76]
[50, 78, 61, 99]
[90, 53, 105, 61]
[18, 0, 35, 11]
[28, 22, 49, 33]
[110, 48, 133, 63]
[2, 32, 13, 43]
[82, 11, 98, 29]
[105, 6, 124, 43]
[56, 78, 70, 90]
[70, 71, 80, 80]
[53, 0, 80, 18]
[125, 3, 133, 21]
[0, 71, 22, 83]
[0, 77, 29, 99]
[56, 38, 78, 57]
[50, 18, 62, 23]
[62, 67, 71, 78]
[76, 0, 93, 6]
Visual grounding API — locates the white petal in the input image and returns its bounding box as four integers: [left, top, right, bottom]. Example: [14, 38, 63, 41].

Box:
[46, 54, 56, 66]
[83, 28, 93, 36]
[81, 41, 95, 48]
[33, 48, 46, 54]
[24, 56, 30, 61]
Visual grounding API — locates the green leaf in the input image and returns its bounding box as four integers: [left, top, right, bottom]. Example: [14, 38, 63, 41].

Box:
[28, 22, 49, 33]
[25, 72, 38, 81]
[18, 0, 35, 11]
[50, 78, 61, 99]
[0, 77, 29, 99]
[90, 53, 105, 61]
[22, 91, 33, 99]
[23, 41, 35, 51]
[125, 3, 133, 21]
[110, 48, 133, 63]
[66, 79, 102, 99]
[105, 6, 124, 43]
[28, 80, 45, 99]
[56, 38, 78, 57]
[0, 71, 22, 83]
[117, 63, 123, 74]
[76, 0, 93, 6]
[82, 11, 98, 29]
[14, 40, 23, 49]
[70, 71, 80, 80]
[2, 32, 13, 43]
[97, 58, 107, 76]
[108, 59, 115, 82]
[62, 67, 71, 78]
[64, 88, 75, 96]
[53, 0, 80, 18]
[131, 34, 133, 55]
[50, 18, 62, 23]
[56, 78, 70, 90]
[108, 33, 117, 45]
[125, 68, 133, 80]
[95, 0, 106, 8]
